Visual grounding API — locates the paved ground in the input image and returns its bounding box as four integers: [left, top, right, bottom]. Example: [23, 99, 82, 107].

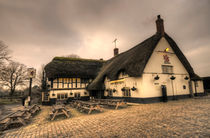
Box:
[1, 95, 210, 138]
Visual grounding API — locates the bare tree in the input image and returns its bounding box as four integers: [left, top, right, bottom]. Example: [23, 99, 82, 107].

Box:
[34, 64, 46, 90]
[0, 41, 10, 67]
[0, 61, 28, 100]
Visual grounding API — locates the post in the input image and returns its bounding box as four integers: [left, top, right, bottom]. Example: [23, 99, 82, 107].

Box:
[29, 78, 32, 106]
[27, 68, 36, 106]
[194, 81, 198, 96]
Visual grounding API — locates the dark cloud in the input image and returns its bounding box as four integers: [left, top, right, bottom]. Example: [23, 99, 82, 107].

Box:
[0, 0, 209, 76]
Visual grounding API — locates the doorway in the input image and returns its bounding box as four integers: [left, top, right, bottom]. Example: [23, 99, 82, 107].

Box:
[161, 85, 168, 102]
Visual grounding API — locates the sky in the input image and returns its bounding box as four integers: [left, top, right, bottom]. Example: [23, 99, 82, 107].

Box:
[0, 0, 209, 77]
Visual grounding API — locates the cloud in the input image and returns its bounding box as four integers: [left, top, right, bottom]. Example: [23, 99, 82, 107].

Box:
[0, 0, 209, 76]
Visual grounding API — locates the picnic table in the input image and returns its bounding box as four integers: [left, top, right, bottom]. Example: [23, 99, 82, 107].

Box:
[0, 104, 41, 131]
[50, 105, 70, 120]
[24, 104, 41, 115]
[71, 100, 103, 114]
[91, 99, 127, 109]
[0, 110, 31, 130]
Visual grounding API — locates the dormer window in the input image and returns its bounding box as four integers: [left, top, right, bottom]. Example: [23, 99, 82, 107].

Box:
[118, 71, 127, 79]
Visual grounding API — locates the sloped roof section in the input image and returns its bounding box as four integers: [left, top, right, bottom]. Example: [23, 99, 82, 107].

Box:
[87, 33, 197, 90]
[45, 57, 104, 79]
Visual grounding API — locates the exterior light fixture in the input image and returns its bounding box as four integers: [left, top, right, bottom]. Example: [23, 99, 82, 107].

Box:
[154, 75, 160, 80]
[184, 76, 189, 80]
[70, 92, 73, 95]
[170, 76, 176, 80]
[164, 48, 169, 52]
[52, 90, 55, 96]
[113, 89, 116, 92]
[131, 87, 137, 91]
[121, 87, 125, 92]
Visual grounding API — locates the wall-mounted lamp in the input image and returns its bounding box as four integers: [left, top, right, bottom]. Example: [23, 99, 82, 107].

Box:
[184, 76, 189, 80]
[131, 86, 137, 91]
[121, 87, 125, 91]
[52, 90, 55, 96]
[154, 75, 160, 80]
[170, 76, 176, 80]
[113, 89, 116, 92]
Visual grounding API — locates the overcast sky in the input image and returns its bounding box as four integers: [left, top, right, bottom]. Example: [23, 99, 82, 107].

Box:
[0, 0, 209, 77]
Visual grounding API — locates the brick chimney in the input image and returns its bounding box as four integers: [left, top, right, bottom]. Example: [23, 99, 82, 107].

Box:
[114, 48, 119, 56]
[156, 15, 165, 36]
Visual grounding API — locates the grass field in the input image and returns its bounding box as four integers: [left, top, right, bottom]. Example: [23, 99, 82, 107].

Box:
[0, 98, 21, 105]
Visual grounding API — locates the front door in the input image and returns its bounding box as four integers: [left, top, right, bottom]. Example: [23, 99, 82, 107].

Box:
[161, 85, 168, 102]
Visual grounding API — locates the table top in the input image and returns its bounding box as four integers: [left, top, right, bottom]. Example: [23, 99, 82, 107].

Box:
[74, 100, 100, 106]
[53, 105, 66, 110]
[92, 99, 124, 102]
[10, 111, 25, 118]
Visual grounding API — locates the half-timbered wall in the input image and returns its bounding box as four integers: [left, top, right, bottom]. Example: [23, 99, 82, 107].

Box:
[51, 78, 92, 89]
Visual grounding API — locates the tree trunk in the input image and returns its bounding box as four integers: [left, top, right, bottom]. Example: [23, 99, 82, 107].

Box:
[10, 89, 14, 101]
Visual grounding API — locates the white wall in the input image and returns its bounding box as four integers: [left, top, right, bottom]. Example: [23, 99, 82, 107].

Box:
[49, 89, 89, 99]
[104, 75, 143, 98]
[142, 37, 192, 97]
[191, 80, 204, 94]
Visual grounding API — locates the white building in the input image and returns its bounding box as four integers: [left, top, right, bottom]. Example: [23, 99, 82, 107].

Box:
[87, 15, 204, 103]
[42, 58, 104, 105]
[43, 15, 204, 105]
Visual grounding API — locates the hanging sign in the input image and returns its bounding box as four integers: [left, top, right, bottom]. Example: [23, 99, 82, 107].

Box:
[28, 68, 36, 78]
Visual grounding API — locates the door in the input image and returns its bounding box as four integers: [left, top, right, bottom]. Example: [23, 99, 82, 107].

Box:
[161, 85, 168, 102]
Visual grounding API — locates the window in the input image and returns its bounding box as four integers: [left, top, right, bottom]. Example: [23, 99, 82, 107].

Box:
[108, 90, 113, 97]
[162, 65, 173, 74]
[122, 89, 131, 97]
[57, 93, 68, 100]
[195, 81, 199, 87]
[74, 93, 81, 99]
[183, 85, 186, 89]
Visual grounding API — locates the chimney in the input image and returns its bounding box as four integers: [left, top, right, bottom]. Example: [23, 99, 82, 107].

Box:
[156, 15, 165, 36]
[114, 48, 119, 56]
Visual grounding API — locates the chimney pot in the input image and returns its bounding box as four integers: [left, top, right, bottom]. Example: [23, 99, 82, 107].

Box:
[114, 48, 119, 56]
[156, 15, 165, 36]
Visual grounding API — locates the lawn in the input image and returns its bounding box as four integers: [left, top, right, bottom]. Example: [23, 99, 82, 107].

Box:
[0, 98, 21, 105]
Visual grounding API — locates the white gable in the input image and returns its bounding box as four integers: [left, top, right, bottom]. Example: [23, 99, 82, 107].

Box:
[144, 37, 188, 75]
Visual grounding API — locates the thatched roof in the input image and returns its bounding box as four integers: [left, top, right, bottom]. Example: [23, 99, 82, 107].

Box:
[87, 33, 198, 90]
[45, 57, 105, 79]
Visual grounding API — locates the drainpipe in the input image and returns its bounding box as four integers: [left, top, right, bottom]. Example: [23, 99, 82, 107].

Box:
[170, 75, 176, 100]
[171, 80, 175, 100]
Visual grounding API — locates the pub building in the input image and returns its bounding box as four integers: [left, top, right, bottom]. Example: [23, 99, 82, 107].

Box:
[42, 15, 204, 105]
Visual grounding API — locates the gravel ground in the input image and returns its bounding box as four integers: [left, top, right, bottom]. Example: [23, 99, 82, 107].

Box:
[0, 104, 23, 120]
[1, 95, 210, 138]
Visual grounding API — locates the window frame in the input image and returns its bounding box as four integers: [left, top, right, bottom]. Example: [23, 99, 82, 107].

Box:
[162, 65, 173, 74]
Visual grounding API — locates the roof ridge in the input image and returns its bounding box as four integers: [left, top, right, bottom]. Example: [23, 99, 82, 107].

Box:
[53, 57, 105, 62]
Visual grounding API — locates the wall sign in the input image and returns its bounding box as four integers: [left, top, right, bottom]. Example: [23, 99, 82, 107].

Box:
[163, 54, 170, 64]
